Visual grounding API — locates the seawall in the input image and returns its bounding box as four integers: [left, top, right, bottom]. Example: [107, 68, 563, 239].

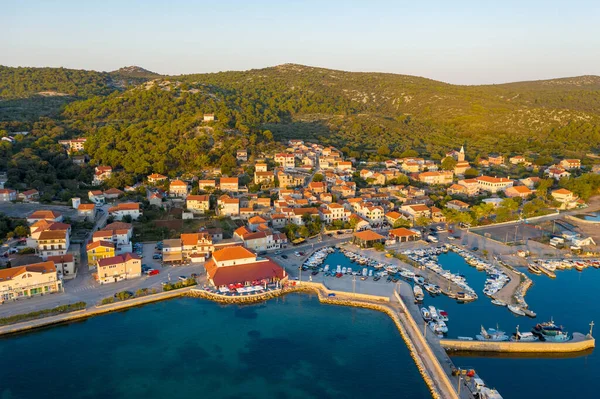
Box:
[440, 332, 595, 353]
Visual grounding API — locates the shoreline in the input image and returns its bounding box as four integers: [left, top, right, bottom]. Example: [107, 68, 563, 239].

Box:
[0, 282, 457, 399]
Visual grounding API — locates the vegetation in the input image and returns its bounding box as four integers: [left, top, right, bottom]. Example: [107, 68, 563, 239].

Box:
[99, 288, 158, 305]
[0, 302, 86, 326]
[0, 213, 28, 240]
[162, 278, 197, 291]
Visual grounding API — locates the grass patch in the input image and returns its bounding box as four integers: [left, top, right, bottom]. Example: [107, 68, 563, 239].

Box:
[0, 302, 86, 326]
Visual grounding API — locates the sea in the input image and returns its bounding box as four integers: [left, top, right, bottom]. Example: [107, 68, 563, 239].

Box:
[423, 251, 600, 398]
[0, 294, 430, 399]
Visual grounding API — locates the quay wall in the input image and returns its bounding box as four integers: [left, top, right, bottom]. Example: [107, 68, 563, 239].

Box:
[440, 333, 595, 353]
[0, 287, 191, 336]
[566, 214, 600, 225]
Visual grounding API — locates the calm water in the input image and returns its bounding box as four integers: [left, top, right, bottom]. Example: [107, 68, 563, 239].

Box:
[423, 252, 599, 398]
[578, 211, 600, 221]
[0, 294, 430, 399]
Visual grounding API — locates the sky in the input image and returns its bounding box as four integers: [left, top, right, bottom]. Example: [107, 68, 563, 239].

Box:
[2, 0, 599, 85]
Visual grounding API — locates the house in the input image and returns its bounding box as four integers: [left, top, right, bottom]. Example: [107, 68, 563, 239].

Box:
[290, 207, 320, 225]
[247, 216, 268, 232]
[505, 186, 533, 198]
[509, 155, 527, 165]
[38, 230, 70, 259]
[108, 203, 141, 221]
[203, 246, 286, 288]
[476, 176, 514, 193]
[454, 161, 470, 175]
[551, 188, 580, 210]
[180, 232, 214, 261]
[417, 171, 453, 185]
[88, 190, 105, 204]
[148, 192, 164, 208]
[455, 179, 480, 196]
[352, 230, 386, 248]
[203, 113, 215, 122]
[26, 221, 71, 249]
[546, 167, 571, 180]
[27, 210, 63, 225]
[369, 172, 387, 186]
[148, 173, 168, 184]
[446, 199, 470, 212]
[254, 171, 275, 185]
[86, 240, 116, 268]
[198, 180, 216, 191]
[169, 180, 189, 197]
[236, 149, 248, 162]
[93, 166, 112, 185]
[18, 189, 39, 202]
[385, 211, 407, 226]
[78, 203, 96, 221]
[488, 154, 504, 165]
[277, 171, 305, 188]
[560, 159, 581, 170]
[350, 214, 370, 231]
[217, 195, 240, 217]
[93, 222, 133, 255]
[58, 138, 87, 152]
[388, 228, 420, 243]
[0, 261, 61, 302]
[47, 254, 76, 280]
[337, 161, 353, 171]
[319, 203, 351, 224]
[96, 253, 142, 284]
[274, 153, 295, 168]
[255, 163, 268, 172]
[400, 204, 431, 221]
[308, 181, 327, 194]
[220, 177, 239, 192]
[103, 187, 124, 200]
[187, 195, 210, 213]
[520, 177, 541, 189]
[0, 189, 17, 202]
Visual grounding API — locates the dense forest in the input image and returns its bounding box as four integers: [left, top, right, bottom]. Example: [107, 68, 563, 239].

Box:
[1, 63, 600, 193]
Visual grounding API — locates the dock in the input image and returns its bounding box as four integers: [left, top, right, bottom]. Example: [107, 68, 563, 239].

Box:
[440, 332, 595, 354]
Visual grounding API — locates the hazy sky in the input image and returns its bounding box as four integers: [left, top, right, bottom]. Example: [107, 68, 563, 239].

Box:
[2, 0, 599, 84]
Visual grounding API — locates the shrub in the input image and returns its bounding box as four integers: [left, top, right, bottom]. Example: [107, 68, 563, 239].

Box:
[0, 302, 86, 326]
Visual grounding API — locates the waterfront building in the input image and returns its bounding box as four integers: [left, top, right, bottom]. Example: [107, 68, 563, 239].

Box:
[96, 253, 142, 284]
[352, 230, 386, 248]
[0, 261, 62, 302]
[388, 228, 420, 243]
[204, 246, 286, 288]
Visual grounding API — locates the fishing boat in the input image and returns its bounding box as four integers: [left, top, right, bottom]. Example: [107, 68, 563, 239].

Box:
[528, 264, 542, 275]
[508, 305, 526, 316]
[510, 328, 539, 342]
[491, 299, 507, 307]
[476, 326, 509, 341]
[413, 285, 424, 301]
[575, 262, 585, 271]
[421, 307, 432, 321]
[532, 318, 564, 336]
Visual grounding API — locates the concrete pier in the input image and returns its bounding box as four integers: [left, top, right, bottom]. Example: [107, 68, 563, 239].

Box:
[440, 332, 595, 353]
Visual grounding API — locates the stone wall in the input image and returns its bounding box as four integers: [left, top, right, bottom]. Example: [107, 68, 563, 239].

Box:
[440, 333, 595, 353]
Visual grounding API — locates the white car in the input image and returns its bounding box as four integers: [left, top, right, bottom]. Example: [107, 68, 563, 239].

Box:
[447, 236, 456, 241]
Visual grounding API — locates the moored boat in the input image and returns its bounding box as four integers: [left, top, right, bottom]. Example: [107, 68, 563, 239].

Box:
[491, 299, 507, 307]
[508, 305, 526, 316]
[413, 285, 424, 302]
[421, 307, 432, 321]
[476, 325, 509, 341]
[528, 264, 542, 275]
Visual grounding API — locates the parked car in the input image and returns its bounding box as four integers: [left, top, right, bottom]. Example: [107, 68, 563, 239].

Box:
[281, 254, 288, 259]
[191, 273, 199, 278]
[178, 276, 187, 281]
[447, 236, 456, 241]
[153, 254, 162, 259]
[471, 246, 479, 251]
[148, 269, 160, 276]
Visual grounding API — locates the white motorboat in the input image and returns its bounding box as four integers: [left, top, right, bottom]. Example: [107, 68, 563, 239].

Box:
[491, 299, 507, 307]
[476, 326, 509, 341]
[413, 285, 424, 301]
[508, 305, 526, 316]
[428, 306, 438, 320]
[436, 309, 449, 322]
[413, 275, 425, 285]
[436, 320, 448, 333]
[421, 307, 432, 321]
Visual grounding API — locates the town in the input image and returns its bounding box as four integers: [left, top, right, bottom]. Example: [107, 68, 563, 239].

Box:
[1, 134, 600, 399]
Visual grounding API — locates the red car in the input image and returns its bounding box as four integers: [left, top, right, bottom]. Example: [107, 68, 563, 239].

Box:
[148, 269, 160, 276]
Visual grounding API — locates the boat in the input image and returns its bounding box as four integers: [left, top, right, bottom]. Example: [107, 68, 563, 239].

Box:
[341, 267, 347, 274]
[421, 307, 432, 321]
[575, 262, 585, 271]
[532, 318, 564, 336]
[510, 330, 539, 342]
[428, 321, 444, 337]
[413, 275, 425, 285]
[362, 268, 368, 277]
[457, 336, 474, 341]
[491, 299, 507, 307]
[508, 305, 526, 316]
[413, 285, 424, 301]
[428, 306, 438, 320]
[528, 264, 542, 275]
[436, 310, 449, 322]
[424, 283, 441, 295]
[368, 269, 373, 277]
[476, 326, 509, 341]
[436, 320, 448, 333]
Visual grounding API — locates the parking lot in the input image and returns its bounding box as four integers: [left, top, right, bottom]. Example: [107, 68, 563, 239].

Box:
[470, 222, 546, 244]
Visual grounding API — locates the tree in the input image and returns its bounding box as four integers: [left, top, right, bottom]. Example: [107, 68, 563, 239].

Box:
[464, 168, 479, 178]
[312, 173, 324, 182]
[372, 242, 385, 251]
[13, 225, 29, 237]
[535, 178, 554, 198]
[262, 130, 273, 141]
[441, 156, 457, 171]
[377, 144, 390, 156]
[415, 216, 431, 227]
[393, 218, 411, 228]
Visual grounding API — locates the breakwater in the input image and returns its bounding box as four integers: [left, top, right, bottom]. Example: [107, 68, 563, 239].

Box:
[440, 332, 595, 353]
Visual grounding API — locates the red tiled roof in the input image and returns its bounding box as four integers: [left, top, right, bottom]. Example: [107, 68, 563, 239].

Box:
[205, 258, 285, 286]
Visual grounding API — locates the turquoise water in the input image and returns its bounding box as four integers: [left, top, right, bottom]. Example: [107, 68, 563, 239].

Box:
[423, 252, 599, 398]
[0, 294, 430, 399]
[579, 211, 600, 221]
